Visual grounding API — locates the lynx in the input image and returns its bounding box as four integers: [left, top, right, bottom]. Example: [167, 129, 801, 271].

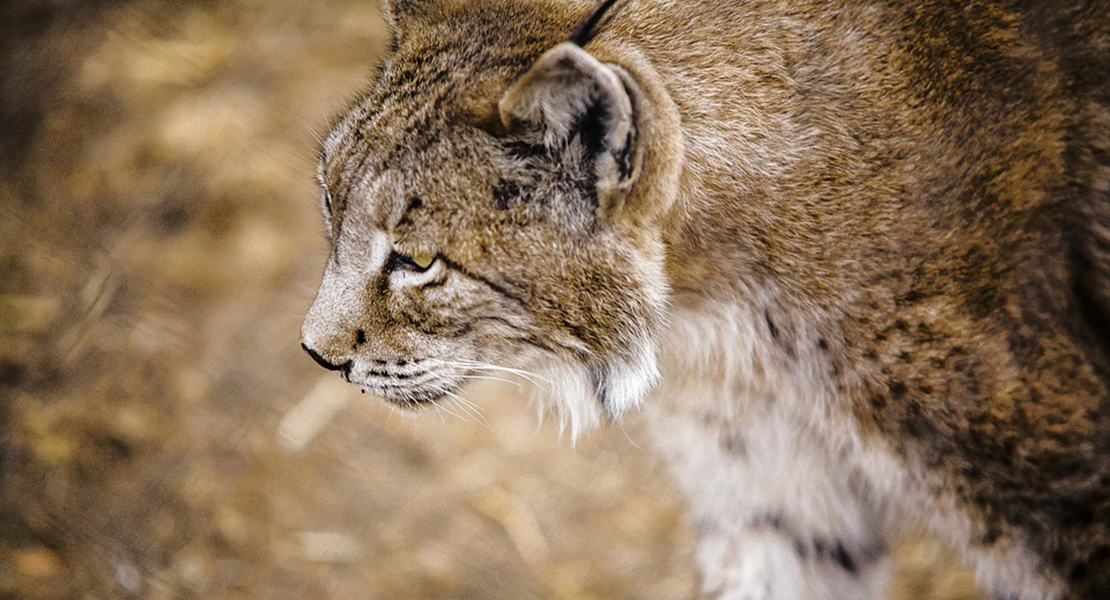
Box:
[300, 0, 1110, 597]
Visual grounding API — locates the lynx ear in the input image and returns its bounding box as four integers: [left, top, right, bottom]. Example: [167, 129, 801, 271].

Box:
[499, 42, 641, 208]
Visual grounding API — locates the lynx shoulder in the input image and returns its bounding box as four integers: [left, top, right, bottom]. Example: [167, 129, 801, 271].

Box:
[301, 1, 1110, 598]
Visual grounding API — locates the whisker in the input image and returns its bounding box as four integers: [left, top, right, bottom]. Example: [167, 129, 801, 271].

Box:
[444, 388, 482, 410]
[445, 360, 552, 390]
[432, 403, 451, 430]
[618, 421, 645, 451]
[450, 392, 487, 419]
[445, 390, 489, 422]
[445, 393, 491, 431]
[458, 374, 525, 388]
[459, 362, 550, 381]
[432, 358, 548, 380]
[298, 115, 325, 145]
[436, 399, 478, 427]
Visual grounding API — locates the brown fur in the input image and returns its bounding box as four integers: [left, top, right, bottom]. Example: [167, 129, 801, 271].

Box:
[302, 1, 1110, 597]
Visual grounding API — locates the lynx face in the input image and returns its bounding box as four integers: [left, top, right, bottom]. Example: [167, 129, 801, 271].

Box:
[301, 5, 668, 431]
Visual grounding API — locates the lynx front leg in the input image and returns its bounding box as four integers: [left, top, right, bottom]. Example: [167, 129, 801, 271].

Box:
[695, 511, 890, 600]
[696, 517, 807, 599]
[649, 401, 892, 600]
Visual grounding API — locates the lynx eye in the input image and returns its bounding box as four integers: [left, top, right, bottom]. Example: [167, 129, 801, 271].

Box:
[390, 249, 437, 272]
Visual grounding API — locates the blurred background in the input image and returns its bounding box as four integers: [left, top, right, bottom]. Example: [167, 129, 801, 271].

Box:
[0, 1, 983, 598]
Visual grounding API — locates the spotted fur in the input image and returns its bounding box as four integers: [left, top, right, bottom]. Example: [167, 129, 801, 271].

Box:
[302, 1, 1110, 598]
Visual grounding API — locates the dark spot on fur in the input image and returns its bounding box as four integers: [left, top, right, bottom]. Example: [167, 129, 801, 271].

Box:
[1069, 561, 1089, 581]
[1059, 498, 1097, 528]
[520, 335, 557, 354]
[902, 403, 938, 440]
[397, 196, 422, 227]
[752, 512, 786, 531]
[696, 518, 717, 537]
[1071, 245, 1110, 361]
[832, 542, 858, 574]
[445, 322, 473, 338]
[981, 526, 1001, 545]
[817, 338, 829, 351]
[889, 381, 907, 399]
[720, 431, 746, 456]
[493, 179, 520, 210]
[900, 289, 927, 304]
[765, 311, 779, 339]
[870, 394, 887, 410]
[801, 539, 857, 574]
[961, 463, 982, 480]
[564, 319, 601, 349]
[355, 329, 366, 346]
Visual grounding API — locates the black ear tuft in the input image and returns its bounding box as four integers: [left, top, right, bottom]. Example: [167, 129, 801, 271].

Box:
[568, 0, 628, 47]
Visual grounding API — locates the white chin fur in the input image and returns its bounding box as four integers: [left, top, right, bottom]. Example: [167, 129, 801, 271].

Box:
[531, 340, 660, 442]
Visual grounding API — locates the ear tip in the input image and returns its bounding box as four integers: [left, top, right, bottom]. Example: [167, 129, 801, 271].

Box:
[535, 42, 599, 74]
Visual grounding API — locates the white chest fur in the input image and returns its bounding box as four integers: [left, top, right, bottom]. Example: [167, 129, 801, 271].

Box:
[646, 300, 894, 598]
[644, 300, 1062, 600]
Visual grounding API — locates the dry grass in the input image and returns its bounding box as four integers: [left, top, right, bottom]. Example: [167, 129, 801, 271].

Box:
[0, 1, 982, 598]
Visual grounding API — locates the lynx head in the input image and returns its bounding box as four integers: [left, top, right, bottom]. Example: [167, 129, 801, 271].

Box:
[301, 0, 681, 435]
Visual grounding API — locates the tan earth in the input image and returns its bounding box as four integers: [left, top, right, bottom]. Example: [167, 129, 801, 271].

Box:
[0, 1, 984, 598]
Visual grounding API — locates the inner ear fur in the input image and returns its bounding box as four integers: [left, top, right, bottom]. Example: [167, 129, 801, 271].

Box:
[499, 42, 642, 209]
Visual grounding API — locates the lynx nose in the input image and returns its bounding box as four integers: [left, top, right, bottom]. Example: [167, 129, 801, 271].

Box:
[301, 343, 350, 373]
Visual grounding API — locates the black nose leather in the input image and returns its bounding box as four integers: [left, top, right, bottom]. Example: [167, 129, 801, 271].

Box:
[302, 343, 347, 372]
